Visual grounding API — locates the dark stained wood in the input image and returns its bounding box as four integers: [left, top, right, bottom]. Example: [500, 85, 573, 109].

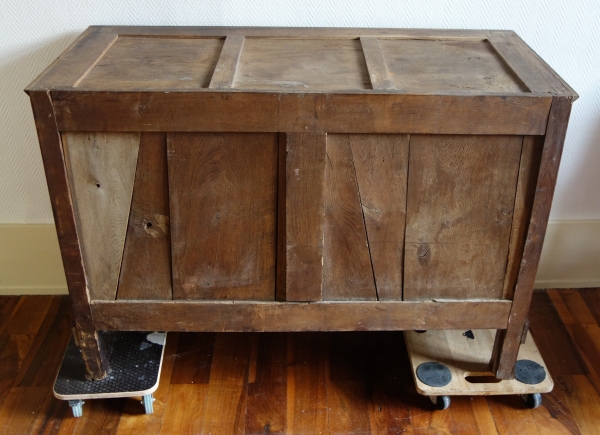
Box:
[117, 133, 172, 300]
[0, 334, 34, 409]
[360, 37, 394, 90]
[487, 395, 540, 435]
[530, 379, 583, 435]
[170, 332, 215, 385]
[0, 387, 51, 434]
[209, 35, 245, 89]
[90, 300, 512, 331]
[51, 91, 553, 136]
[281, 133, 326, 302]
[548, 288, 597, 325]
[168, 132, 278, 301]
[404, 134, 522, 301]
[0, 295, 53, 336]
[556, 375, 600, 435]
[492, 96, 574, 379]
[578, 288, 600, 327]
[0, 297, 19, 331]
[323, 134, 377, 301]
[502, 136, 543, 299]
[245, 382, 286, 435]
[349, 134, 409, 301]
[28, 91, 109, 380]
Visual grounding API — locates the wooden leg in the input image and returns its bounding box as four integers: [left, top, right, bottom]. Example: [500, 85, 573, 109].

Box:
[490, 97, 573, 379]
[73, 322, 110, 380]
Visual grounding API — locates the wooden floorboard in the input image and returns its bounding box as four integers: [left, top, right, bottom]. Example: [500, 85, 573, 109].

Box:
[0, 289, 598, 434]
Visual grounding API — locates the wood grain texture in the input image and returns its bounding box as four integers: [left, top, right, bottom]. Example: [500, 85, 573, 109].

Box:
[360, 37, 394, 90]
[209, 35, 245, 89]
[281, 133, 326, 302]
[63, 132, 141, 301]
[404, 134, 522, 301]
[492, 96, 574, 379]
[323, 134, 377, 301]
[90, 300, 512, 332]
[117, 133, 172, 300]
[78, 36, 224, 90]
[29, 91, 109, 380]
[349, 134, 409, 301]
[52, 91, 553, 136]
[502, 136, 543, 299]
[168, 132, 278, 301]
[234, 38, 369, 91]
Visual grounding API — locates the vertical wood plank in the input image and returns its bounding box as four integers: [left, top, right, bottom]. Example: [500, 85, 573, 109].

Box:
[209, 35, 245, 89]
[556, 375, 600, 435]
[503, 136, 543, 299]
[350, 134, 409, 301]
[160, 384, 209, 435]
[170, 332, 215, 385]
[281, 133, 326, 302]
[118, 133, 172, 300]
[404, 134, 522, 301]
[168, 133, 278, 301]
[360, 37, 395, 90]
[487, 396, 540, 435]
[63, 132, 141, 301]
[0, 387, 51, 434]
[492, 97, 574, 379]
[29, 91, 109, 380]
[323, 134, 377, 301]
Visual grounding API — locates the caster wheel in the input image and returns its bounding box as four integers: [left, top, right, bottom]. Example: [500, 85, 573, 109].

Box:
[522, 393, 542, 409]
[68, 400, 84, 418]
[142, 394, 155, 414]
[429, 395, 451, 410]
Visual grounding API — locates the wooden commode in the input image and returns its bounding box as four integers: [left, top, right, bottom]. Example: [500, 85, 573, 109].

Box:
[26, 26, 577, 381]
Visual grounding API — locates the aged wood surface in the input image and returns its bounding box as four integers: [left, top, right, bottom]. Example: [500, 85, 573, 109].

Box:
[349, 134, 409, 301]
[323, 134, 377, 301]
[280, 133, 326, 302]
[62, 132, 140, 301]
[209, 35, 245, 89]
[404, 134, 522, 301]
[168, 132, 277, 301]
[234, 38, 370, 90]
[51, 91, 552, 136]
[117, 133, 172, 300]
[28, 92, 109, 380]
[90, 300, 512, 332]
[78, 37, 224, 91]
[492, 97, 574, 379]
[360, 37, 394, 90]
[1, 290, 597, 434]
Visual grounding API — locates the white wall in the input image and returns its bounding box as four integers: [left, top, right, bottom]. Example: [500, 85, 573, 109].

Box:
[1, 0, 599, 223]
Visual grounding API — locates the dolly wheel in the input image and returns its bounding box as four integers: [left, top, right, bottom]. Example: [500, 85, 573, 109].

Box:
[522, 393, 542, 409]
[429, 395, 451, 410]
[68, 400, 84, 418]
[142, 394, 155, 414]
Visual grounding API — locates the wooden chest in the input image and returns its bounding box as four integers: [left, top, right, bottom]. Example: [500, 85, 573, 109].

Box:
[26, 26, 576, 380]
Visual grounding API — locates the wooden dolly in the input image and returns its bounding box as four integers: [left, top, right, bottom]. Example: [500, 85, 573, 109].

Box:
[53, 331, 167, 417]
[405, 329, 552, 410]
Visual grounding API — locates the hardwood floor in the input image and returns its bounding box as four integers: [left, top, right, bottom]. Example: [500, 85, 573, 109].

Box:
[0, 289, 598, 434]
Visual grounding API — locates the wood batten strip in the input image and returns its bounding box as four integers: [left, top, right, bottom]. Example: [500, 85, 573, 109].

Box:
[208, 35, 245, 89]
[491, 97, 574, 379]
[360, 37, 394, 90]
[279, 133, 326, 302]
[90, 300, 512, 331]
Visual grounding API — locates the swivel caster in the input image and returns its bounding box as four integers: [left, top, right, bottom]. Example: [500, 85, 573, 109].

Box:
[521, 393, 542, 409]
[429, 395, 451, 410]
[68, 399, 84, 418]
[141, 394, 155, 414]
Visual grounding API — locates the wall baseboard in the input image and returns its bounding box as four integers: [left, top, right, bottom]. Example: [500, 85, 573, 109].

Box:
[1, 221, 599, 296]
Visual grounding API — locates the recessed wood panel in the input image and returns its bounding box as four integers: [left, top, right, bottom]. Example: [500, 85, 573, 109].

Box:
[62, 132, 140, 301]
[403, 135, 523, 301]
[168, 132, 278, 301]
[78, 36, 224, 90]
[234, 38, 370, 90]
[379, 39, 526, 93]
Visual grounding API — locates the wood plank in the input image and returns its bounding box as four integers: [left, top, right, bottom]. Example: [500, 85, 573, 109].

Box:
[170, 333, 215, 384]
[117, 133, 172, 300]
[503, 136, 543, 299]
[168, 132, 278, 301]
[492, 96, 574, 379]
[29, 91, 109, 380]
[564, 323, 600, 395]
[556, 375, 600, 435]
[547, 289, 597, 325]
[360, 37, 394, 90]
[0, 335, 34, 409]
[90, 300, 512, 331]
[209, 35, 245, 89]
[281, 133, 326, 302]
[63, 132, 141, 301]
[449, 396, 499, 435]
[52, 91, 553, 136]
[0, 295, 53, 335]
[578, 288, 600, 327]
[160, 384, 209, 435]
[323, 134, 376, 301]
[350, 134, 409, 301]
[245, 382, 286, 435]
[531, 380, 583, 435]
[0, 297, 20, 332]
[0, 387, 51, 434]
[201, 333, 251, 435]
[404, 134, 523, 300]
[487, 395, 540, 435]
